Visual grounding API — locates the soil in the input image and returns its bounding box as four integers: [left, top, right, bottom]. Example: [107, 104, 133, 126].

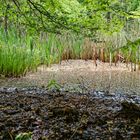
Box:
[1, 87, 140, 140]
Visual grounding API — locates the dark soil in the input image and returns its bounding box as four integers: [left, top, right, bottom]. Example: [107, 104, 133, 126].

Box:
[0, 87, 140, 140]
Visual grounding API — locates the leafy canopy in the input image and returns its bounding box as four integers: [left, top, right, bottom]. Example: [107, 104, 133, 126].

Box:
[1, 0, 140, 36]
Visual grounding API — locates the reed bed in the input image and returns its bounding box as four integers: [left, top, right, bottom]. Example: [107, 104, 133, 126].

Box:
[1, 25, 140, 77]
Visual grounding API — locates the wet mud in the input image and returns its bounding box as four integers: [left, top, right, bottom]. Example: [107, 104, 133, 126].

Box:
[0, 87, 140, 139]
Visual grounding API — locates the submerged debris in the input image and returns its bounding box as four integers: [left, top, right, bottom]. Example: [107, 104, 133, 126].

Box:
[0, 87, 140, 139]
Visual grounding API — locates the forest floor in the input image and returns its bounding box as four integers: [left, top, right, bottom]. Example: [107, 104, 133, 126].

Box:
[0, 87, 140, 139]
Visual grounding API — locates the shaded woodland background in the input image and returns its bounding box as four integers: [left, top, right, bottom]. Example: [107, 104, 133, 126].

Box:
[0, 0, 140, 76]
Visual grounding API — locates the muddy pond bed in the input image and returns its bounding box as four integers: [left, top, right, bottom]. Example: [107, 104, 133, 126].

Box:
[1, 60, 140, 95]
[0, 87, 140, 140]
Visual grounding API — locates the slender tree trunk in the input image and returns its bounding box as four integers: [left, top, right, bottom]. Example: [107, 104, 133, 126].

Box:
[4, 4, 10, 36]
[4, 9, 8, 35]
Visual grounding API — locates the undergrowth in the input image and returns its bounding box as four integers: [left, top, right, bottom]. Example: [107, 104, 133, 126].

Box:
[1, 26, 140, 77]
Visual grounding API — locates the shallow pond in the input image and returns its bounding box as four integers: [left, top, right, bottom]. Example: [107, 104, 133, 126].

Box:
[0, 60, 140, 95]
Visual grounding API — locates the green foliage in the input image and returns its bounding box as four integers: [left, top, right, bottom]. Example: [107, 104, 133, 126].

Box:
[0, 27, 86, 77]
[15, 132, 32, 140]
[0, 28, 40, 77]
[0, 0, 140, 76]
[2, 0, 140, 36]
[47, 79, 61, 91]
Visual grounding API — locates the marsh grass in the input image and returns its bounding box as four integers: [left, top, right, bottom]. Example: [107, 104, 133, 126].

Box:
[0, 28, 40, 77]
[1, 25, 140, 77]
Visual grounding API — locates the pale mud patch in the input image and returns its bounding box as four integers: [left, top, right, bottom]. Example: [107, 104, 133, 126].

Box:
[37, 60, 131, 72]
[1, 60, 140, 95]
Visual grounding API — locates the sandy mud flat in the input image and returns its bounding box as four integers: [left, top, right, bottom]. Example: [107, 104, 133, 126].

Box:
[0, 60, 140, 95]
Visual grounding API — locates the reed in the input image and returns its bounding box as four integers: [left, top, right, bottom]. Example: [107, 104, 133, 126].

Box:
[1, 23, 140, 77]
[0, 28, 40, 77]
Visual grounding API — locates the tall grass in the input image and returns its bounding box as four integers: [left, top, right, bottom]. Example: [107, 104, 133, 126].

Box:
[0, 28, 41, 77]
[0, 28, 86, 77]
[1, 20, 140, 77]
